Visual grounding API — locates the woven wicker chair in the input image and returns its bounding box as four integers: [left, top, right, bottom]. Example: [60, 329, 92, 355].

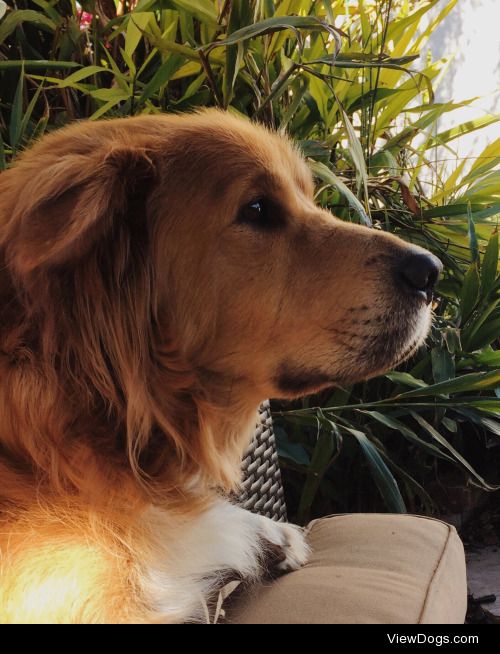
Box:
[237, 400, 287, 522]
[229, 402, 468, 624]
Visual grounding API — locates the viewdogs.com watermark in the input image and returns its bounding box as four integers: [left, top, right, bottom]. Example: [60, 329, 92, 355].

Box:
[387, 634, 479, 646]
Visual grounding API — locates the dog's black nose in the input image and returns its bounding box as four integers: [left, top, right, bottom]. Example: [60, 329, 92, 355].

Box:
[397, 252, 442, 302]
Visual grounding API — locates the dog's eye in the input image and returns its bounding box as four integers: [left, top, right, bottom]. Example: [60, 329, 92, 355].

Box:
[237, 198, 284, 230]
[238, 199, 268, 225]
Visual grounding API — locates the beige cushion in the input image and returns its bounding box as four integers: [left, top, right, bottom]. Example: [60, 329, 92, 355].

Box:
[227, 514, 466, 624]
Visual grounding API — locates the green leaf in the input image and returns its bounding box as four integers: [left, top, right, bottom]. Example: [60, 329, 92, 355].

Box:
[411, 413, 500, 491]
[441, 417, 457, 433]
[395, 369, 500, 398]
[203, 15, 338, 51]
[427, 114, 500, 148]
[309, 160, 371, 226]
[467, 204, 480, 264]
[465, 350, 500, 368]
[0, 60, 81, 70]
[9, 66, 24, 152]
[138, 53, 185, 105]
[359, 411, 454, 463]
[277, 440, 310, 466]
[297, 412, 341, 523]
[431, 347, 455, 385]
[385, 371, 428, 389]
[280, 76, 309, 129]
[170, 0, 218, 26]
[0, 1, 6, 20]
[89, 96, 127, 121]
[373, 442, 435, 510]
[465, 138, 500, 183]
[30, 0, 60, 23]
[311, 55, 418, 75]
[19, 80, 45, 145]
[442, 327, 461, 355]
[369, 150, 400, 176]
[56, 66, 110, 87]
[467, 318, 500, 352]
[349, 87, 401, 113]
[345, 427, 406, 513]
[336, 53, 420, 66]
[454, 408, 500, 438]
[340, 107, 369, 209]
[309, 418, 337, 473]
[460, 262, 480, 323]
[125, 12, 152, 60]
[422, 203, 495, 220]
[0, 9, 55, 45]
[462, 299, 500, 350]
[481, 232, 499, 296]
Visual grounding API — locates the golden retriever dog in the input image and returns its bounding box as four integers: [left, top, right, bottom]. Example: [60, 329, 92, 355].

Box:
[0, 109, 441, 623]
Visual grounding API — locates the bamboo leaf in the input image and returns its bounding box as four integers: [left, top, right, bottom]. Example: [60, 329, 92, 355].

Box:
[431, 347, 455, 385]
[467, 318, 500, 352]
[19, 80, 45, 144]
[454, 408, 500, 438]
[411, 413, 500, 491]
[171, 0, 218, 26]
[385, 371, 428, 389]
[464, 351, 500, 368]
[465, 137, 500, 183]
[467, 204, 480, 264]
[277, 436, 310, 467]
[463, 300, 500, 351]
[138, 53, 185, 105]
[480, 232, 499, 296]
[9, 66, 24, 151]
[89, 96, 127, 120]
[203, 15, 339, 51]
[297, 412, 341, 523]
[309, 160, 371, 226]
[422, 203, 497, 220]
[395, 369, 500, 398]
[0, 60, 80, 70]
[345, 427, 406, 513]
[359, 410, 455, 463]
[0, 9, 55, 45]
[427, 115, 500, 149]
[125, 12, 152, 60]
[340, 107, 369, 209]
[53, 66, 110, 87]
[460, 262, 480, 323]
[90, 88, 130, 102]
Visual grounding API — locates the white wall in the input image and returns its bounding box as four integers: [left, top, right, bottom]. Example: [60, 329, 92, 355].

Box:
[422, 0, 499, 159]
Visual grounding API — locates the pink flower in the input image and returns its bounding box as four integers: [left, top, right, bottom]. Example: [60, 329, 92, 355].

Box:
[77, 9, 93, 30]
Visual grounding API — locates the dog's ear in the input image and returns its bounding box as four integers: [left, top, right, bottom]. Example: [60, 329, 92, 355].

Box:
[6, 145, 156, 275]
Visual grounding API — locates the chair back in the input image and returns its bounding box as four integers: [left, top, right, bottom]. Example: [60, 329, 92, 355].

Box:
[238, 401, 287, 522]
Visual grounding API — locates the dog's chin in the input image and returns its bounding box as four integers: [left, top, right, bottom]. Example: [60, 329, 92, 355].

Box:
[338, 304, 432, 386]
[273, 306, 432, 399]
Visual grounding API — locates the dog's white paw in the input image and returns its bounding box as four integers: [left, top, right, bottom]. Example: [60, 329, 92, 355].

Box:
[276, 522, 310, 572]
[258, 518, 310, 573]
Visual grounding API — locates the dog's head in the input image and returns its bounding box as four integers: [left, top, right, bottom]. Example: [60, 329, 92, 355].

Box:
[0, 109, 440, 492]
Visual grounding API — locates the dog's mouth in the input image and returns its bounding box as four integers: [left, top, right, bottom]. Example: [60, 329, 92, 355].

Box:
[341, 300, 431, 383]
[274, 366, 334, 396]
[274, 300, 431, 398]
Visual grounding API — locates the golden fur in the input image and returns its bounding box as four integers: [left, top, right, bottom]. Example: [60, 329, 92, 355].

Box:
[0, 110, 435, 622]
